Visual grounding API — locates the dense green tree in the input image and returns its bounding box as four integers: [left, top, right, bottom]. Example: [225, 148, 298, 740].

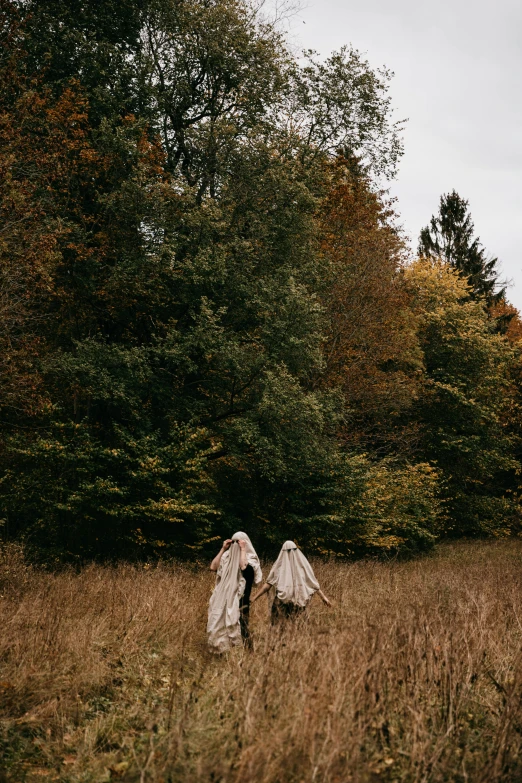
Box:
[418, 190, 505, 307]
[405, 259, 519, 536]
[2, 0, 426, 560]
[16, 0, 147, 123]
[291, 48, 404, 179]
[17, 0, 404, 183]
[4, 0, 517, 560]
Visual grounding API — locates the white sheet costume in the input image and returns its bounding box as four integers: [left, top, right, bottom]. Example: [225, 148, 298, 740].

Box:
[207, 531, 262, 653]
[266, 540, 320, 608]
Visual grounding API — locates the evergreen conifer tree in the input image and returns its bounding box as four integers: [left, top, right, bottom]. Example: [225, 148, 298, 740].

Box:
[418, 190, 505, 307]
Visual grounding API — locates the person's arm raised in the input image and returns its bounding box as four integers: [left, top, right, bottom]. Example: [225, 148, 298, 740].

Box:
[210, 539, 232, 571]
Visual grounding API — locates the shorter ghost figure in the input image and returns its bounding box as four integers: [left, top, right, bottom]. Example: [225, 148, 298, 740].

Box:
[252, 540, 331, 623]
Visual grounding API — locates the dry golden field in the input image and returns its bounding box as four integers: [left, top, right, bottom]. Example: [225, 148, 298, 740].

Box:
[0, 540, 521, 783]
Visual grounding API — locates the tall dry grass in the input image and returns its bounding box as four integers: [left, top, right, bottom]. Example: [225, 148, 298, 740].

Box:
[0, 540, 521, 782]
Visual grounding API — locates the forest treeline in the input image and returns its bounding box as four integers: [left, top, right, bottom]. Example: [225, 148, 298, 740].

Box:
[1, 0, 521, 561]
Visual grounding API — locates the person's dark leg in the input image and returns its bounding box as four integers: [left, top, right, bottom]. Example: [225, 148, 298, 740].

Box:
[239, 599, 252, 648]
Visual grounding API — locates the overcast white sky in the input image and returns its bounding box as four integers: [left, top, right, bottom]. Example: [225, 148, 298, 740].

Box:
[289, 0, 522, 308]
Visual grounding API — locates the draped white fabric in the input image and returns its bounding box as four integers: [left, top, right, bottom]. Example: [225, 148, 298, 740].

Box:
[207, 531, 262, 653]
[266, 540, 320, 607]
[233, 530, 263, 587]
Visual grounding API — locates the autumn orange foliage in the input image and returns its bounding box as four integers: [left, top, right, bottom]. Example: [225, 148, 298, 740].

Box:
[0, 11, 103, 413]
[318, 158, 422, 448]
[490, 300, 522, 344]
[0, 11, 168, 418]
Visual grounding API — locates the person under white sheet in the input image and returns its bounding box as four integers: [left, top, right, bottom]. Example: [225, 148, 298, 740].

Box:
[251, 540, 331, 622]
[207, 531, 262, 652]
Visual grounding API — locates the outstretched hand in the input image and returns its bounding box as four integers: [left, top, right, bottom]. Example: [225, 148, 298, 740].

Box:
[317, 589, 333, 607]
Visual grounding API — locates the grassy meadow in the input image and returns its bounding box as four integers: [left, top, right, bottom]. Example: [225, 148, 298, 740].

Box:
[0, 540, 521, 783]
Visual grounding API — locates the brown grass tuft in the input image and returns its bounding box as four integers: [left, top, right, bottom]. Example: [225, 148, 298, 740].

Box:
[0, 540, 521, 782]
